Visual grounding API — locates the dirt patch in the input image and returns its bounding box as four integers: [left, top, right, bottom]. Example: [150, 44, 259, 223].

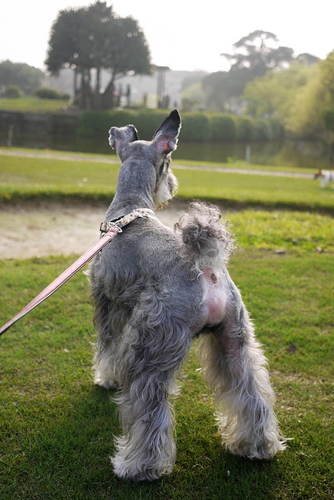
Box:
[0, 199, 189, 259]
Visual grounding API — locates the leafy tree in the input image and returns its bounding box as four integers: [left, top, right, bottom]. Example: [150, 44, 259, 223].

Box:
[319, 50, 334, 103]
[100, 15, 151, 108]
[45, 1, 151, 109]
[244, 51, 334, 138]
[287, 65, 324, 136]
[181, 81, 205, 111]
[320, 51, 334, 135]
[285, 52, 334, 137]
[243, 62, 316, 120]
[202, 30, 294, 112]
[0, 60, 44, 95]
[202, 68, 253, 112]
[221, 30, 293, 76]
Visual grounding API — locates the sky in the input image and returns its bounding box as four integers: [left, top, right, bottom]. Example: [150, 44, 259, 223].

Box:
[0, 0, 333, 73]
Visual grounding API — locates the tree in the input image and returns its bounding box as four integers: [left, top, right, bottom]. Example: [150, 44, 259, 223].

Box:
[202, 31, 294, 112]
[202, 68, 254, 112]
[221, 31, 294, 77]
[100, 15, 151, 108]
[0, 60, 44, 95]
[243, 51, 334, 139]
[45, 1, 151, 109]
[319, 50, 334, 102]
[243, 62, 316, 120]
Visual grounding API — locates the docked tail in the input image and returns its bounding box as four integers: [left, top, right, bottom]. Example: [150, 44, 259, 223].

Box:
[174, 202, 236, 274]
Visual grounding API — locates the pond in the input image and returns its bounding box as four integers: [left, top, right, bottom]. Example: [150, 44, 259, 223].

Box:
[1, 131, 333, 170]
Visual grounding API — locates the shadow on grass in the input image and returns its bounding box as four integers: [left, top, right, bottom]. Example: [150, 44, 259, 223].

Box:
[1, 380, 293, 500]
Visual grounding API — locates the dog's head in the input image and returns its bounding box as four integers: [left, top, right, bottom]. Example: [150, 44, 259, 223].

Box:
[108, 109, 181, 209]
[314, 169, 323, 180]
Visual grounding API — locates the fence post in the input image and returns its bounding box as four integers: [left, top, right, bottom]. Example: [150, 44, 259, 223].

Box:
[246, 144, 251, 165]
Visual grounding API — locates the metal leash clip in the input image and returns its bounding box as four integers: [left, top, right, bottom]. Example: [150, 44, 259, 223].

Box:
[99, 220, 123, 237]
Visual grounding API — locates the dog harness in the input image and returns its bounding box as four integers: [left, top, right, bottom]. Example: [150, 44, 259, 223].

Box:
[0, 208, 154, 336]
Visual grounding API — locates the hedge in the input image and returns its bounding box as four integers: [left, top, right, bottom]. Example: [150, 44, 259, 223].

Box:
[77, 109, 285, 143]
[35, 87, 70, 100]
[209, 114, 236, 142]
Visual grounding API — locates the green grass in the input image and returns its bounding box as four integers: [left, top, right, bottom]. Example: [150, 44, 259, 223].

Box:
[0, 97, 70, 113]
[175, 159, 315, 175]
[1, 151, 334, 213]
[228, 210, 334, 255]
[0, 252, 332, 499]
[0, 148, 333, 498]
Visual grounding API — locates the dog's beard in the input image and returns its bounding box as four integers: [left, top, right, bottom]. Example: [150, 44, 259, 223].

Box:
[153, 171, 178, 209]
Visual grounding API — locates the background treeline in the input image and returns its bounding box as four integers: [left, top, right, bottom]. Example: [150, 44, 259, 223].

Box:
[77, 109, 284, 143]
[183, 48, 334, 140]
[1, 16, 333, 142]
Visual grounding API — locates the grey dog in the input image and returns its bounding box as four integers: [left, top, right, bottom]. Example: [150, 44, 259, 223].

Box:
[89, 109, 286, 481]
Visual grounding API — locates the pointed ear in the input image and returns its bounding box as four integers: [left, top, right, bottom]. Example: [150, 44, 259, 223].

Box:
[108, 124, 139, 158]
[152, 109, 181, 155]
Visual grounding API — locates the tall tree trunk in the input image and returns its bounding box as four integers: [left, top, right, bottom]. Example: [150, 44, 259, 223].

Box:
[101, 70, 116, 110]
[95, 67, 101, 110]
[73, 68, 79, 98]
[79, 69, 94, 109]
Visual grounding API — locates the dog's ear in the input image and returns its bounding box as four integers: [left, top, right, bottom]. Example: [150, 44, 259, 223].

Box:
[152, 109, 181, 155]
[108, 124, 139, 158]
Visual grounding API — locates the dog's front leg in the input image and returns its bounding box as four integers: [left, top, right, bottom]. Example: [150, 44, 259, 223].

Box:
[200, 279, 286, 460]
[111, 302, 192, 482]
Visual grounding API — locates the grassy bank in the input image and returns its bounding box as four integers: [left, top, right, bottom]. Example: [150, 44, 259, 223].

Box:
[1, 151, 333, 213]
[0, 97, 70, 113]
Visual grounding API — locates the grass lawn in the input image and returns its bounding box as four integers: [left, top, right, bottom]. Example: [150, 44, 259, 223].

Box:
[0, 251, 332, 499]
[0, 151, 334, 213]
[0, 149, 333, 499]
[0, 98, 70, 113]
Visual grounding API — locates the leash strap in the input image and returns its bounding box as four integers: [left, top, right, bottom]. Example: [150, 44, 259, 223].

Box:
[0, 208, 153, 337]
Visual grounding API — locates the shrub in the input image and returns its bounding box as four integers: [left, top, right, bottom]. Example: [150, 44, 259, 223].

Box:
[267, 117, 285, 140]
[77, 109, 285, 143]
[134, 110, 170, 139]
[209, 114, 236, 142]
[77, 109, 176, 140]
[235, 116, 256, 141]
[255, 119, 274, 141]
[77, 111, 112, 137]
[322, 108, 334, 132]
[4, 85, 21, 98]
[181, 113, 212, 142]
[35, 87, 70, 100]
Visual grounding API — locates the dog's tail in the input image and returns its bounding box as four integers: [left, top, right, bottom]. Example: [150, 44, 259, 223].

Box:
[174, 202, 236, 274]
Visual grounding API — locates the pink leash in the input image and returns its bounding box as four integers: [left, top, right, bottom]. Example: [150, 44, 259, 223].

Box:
[0, 209, 153, 337]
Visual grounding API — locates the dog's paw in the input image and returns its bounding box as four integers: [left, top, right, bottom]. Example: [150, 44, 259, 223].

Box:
[94, 374, 119, 390]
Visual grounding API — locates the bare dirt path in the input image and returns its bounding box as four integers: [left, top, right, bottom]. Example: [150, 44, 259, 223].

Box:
[0, 199, 187, 259]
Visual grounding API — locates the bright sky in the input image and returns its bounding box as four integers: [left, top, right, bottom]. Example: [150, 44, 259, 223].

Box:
[0, 0, 333, 73]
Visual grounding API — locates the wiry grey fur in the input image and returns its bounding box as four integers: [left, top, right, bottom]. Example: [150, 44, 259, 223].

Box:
[89, 109, 286, 482]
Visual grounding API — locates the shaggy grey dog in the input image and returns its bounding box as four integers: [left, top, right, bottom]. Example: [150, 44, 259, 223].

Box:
[90, 109, 286, 482]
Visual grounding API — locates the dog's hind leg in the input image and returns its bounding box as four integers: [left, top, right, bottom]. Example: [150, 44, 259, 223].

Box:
[199, 278, 286, 460]
[110, 296, 192, 481]
[91, 292, 128, 389]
